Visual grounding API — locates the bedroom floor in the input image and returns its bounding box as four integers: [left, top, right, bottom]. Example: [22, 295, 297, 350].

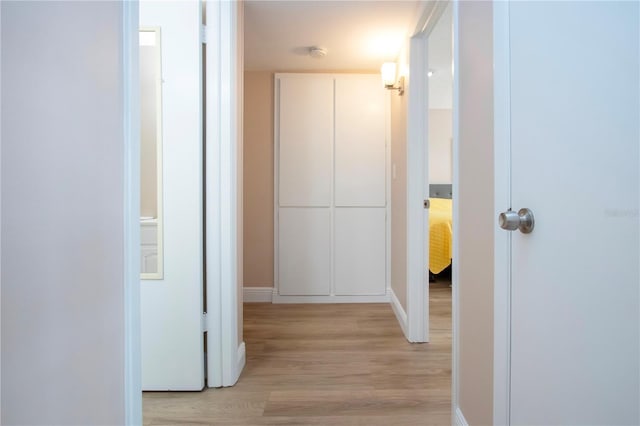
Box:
[143, 281, 452, 425]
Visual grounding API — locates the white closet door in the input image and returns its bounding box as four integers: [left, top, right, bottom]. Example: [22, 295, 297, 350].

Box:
[334, 208, 386, 295]
[334, 76, 386, 207]
[278, 76, 333, 207]
[278, 208, 331, 296]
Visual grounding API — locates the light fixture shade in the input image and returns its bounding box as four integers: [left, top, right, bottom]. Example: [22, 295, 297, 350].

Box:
[381, 62, 397, 87]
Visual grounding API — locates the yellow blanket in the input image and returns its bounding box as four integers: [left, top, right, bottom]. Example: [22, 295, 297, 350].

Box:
[429, 198, 453, 274]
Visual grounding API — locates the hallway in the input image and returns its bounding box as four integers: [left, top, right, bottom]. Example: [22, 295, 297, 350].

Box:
[143, 282, 451, 425]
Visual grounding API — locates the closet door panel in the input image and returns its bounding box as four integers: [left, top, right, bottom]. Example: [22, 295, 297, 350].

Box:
[334, 208, 386, 295]
[278, 76, 333, 207]
[334, 76, 386, 207]
[278, 208, 331, 295]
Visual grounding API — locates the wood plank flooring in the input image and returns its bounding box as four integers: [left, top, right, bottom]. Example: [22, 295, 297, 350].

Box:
[143, 282, 452, 425]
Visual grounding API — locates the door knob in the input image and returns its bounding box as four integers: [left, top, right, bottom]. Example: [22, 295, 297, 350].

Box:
[499, 208, 534, 234]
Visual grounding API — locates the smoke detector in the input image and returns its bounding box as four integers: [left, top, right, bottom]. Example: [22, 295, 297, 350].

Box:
[309, 47, 327, 58]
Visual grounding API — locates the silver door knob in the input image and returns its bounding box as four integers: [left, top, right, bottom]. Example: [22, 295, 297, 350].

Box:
[499, 208, 534, 234]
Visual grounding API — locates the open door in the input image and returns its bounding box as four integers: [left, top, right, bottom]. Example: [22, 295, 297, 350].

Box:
[140, 0, 205, 390]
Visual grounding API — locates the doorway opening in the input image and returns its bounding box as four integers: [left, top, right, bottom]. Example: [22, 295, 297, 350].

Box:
[424, 0, 453, 348]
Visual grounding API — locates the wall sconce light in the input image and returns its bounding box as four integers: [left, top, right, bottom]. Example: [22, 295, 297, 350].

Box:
[381, 62, 404, 95]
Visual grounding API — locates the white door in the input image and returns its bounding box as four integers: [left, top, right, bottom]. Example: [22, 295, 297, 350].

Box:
[504, 2, 639, 424]
[140, 0, 204, 390]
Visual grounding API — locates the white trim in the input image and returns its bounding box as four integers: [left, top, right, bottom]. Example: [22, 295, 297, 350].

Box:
[451, 0, 461, 424]
[406, 2, 450, 345]
[405, 35, 429, 344]
[385, 90, 392, 300]
[390, 289, 408, 336]
[454, 407, 469, 426]
[236, 342, 246, 378]
[219, 0, 239, 388]
[205, 0, 244, 389]
[243, 287, 274, 303]
[205, 0, 223, 389]
[0, 2, 3, 412]
[272, 291, 390, 304]
[122, 0, 142, 424]
[493, 1, 512, 424]
[273, 74, 280, 299]
[405, 0, 452, 346]
[412, 0, 449, 36]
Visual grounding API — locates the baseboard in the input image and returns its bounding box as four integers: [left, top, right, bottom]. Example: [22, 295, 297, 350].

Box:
[390, 288, 408, 338]
[243, 287, 273, 303]
[233, 342, 246, 385]
[272, 291, 390, 304]
[454, 407, 469, 426]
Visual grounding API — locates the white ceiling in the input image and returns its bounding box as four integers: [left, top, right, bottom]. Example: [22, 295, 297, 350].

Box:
[244, 0, 423, 72]
[244, 0, 452, 109]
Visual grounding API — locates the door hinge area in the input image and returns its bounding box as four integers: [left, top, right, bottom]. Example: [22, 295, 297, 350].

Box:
[202, 312, 208, 332]
[200, 25, 209, 44]
[424, 199, 430, 209]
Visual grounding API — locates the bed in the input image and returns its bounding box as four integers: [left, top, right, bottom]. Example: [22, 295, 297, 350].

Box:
[429, 184, 452, 275]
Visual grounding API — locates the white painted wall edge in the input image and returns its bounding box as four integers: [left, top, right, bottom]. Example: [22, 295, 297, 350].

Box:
[451, 0, 461, 423]
[219, 0, 241, 389]
[122, 0, 143, 423]
[205, 0, 244, 389]
[390, 288, 408, 338]
[243, 287, 274, 303]
[0, 0, 4, 415]
[455, 407, 470, 426]
[205, 0, 223, 389]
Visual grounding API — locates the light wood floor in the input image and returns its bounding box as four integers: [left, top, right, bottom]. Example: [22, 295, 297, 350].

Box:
[143, 281, 452, 425]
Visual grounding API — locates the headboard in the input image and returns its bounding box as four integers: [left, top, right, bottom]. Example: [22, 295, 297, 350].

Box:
[429, 184, 453, 199]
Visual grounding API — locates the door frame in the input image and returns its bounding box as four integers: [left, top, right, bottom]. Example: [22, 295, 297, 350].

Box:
[205, 0, 245, 388]
[123, 0, 142, 422]
[492, 1, 512, 424]
[405, 0, 450, 342]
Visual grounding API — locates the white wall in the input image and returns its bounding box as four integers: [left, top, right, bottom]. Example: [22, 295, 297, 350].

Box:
[1, 1, 127, 424]
[428, 109, 452, 184]
[390, 42, 409, 312]
[428, 2, 453, 110]
[456, 1, 494, 424]
[140, 0, 204, 390]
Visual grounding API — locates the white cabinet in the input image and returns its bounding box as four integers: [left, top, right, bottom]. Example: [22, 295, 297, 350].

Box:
[334, 77, 387, 207]
[278, 76, 333, 207]
[275, 74, 389, 302]
[278, 208, 331, 296]
[334, 208, 386, 296]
